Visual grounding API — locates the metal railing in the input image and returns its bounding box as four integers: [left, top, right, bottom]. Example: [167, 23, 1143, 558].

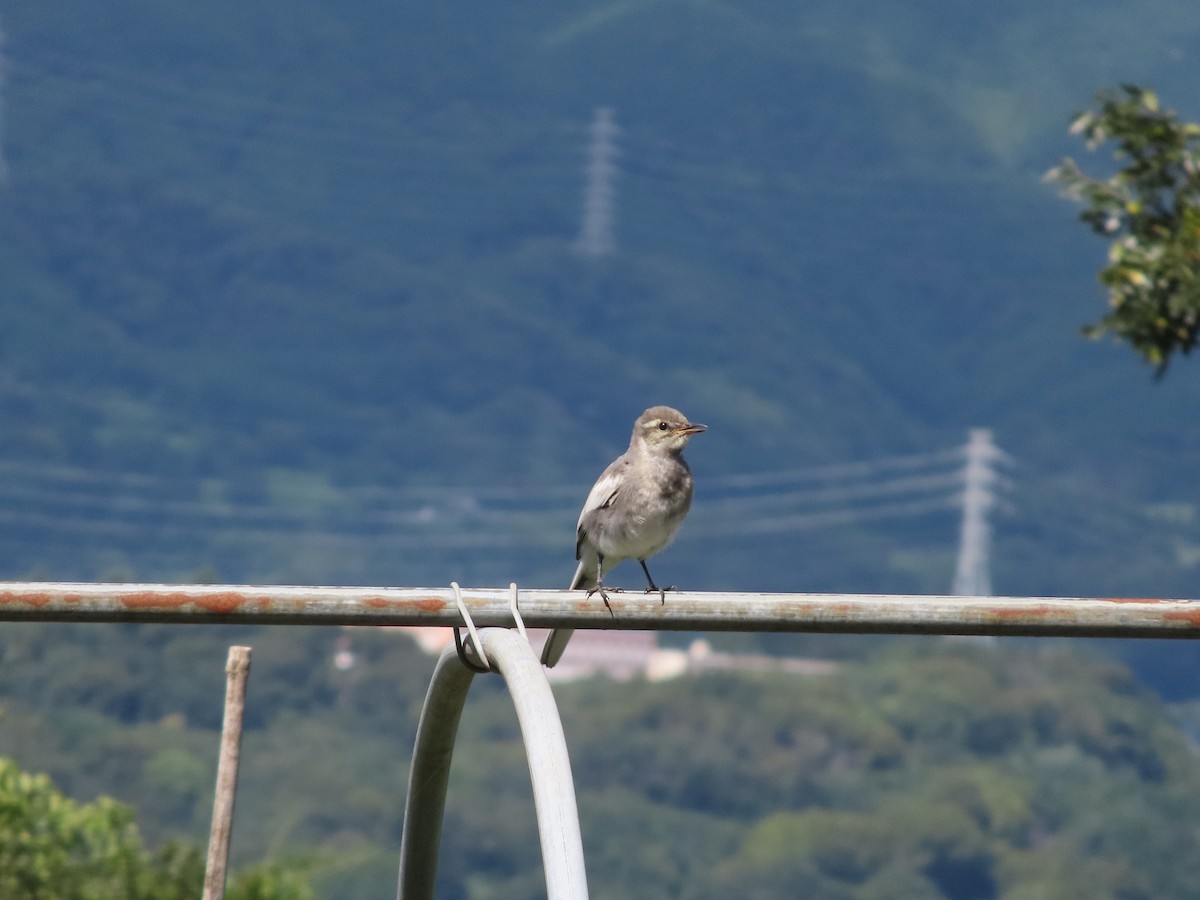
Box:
[4, 581, 1200, 900]
[1, 582, 1199, 638]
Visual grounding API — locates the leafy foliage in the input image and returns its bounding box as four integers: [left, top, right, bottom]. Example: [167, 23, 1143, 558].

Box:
[0, 757, 311, 900]
[1048, 85, 1200, 374]
[553, 644, 1200, 899]
[0, 759, 142, 900]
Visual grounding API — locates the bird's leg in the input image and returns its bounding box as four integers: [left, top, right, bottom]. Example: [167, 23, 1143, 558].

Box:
[585, 554, 617, 618]
[639, 560, 676, 606]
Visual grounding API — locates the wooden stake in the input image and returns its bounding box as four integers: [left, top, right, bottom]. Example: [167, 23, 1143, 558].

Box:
[203, 646, 252, 900]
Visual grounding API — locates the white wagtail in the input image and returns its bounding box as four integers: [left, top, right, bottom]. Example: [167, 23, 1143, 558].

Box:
[540, 406, 706, 667]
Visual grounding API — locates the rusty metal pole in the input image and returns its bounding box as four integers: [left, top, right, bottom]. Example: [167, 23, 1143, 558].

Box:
[1, 583, 1200, 638]
[203, 645, 252, 900]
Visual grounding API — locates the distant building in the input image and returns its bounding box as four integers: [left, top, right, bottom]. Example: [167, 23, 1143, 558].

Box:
[370, 626, 836, 683]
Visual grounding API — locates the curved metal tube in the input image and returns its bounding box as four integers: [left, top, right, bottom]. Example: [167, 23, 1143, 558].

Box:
[397, 628, 588, 899]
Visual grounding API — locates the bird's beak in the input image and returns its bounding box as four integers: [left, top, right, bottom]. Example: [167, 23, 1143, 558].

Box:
[675, 423, 707, 436]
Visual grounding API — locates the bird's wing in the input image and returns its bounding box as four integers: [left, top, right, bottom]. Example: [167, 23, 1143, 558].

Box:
[575, 462, 624, 559]
[549, 461, 626, 669]
[577, 464, 623, 525]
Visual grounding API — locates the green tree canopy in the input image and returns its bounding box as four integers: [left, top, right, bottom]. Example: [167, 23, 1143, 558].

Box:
[1048, 85, 1200, 374]
[0, 757, 311, 900]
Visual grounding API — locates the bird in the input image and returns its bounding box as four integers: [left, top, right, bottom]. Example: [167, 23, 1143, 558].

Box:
[540, 406, 706, 667]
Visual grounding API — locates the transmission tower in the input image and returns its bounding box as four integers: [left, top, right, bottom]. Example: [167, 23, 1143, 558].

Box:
[951, 428, 1000, 596]
[575, 106, 619, 257]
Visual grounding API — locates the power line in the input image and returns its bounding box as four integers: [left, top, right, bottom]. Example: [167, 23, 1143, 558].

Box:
[0, 470, 960, 544]
[0, 436, 1027, 589]
[0, 443, 967, 507]
[692, 494, 962, 538]
[700, 471, 965, 518]
[0, 439, 1000, 571]
[703, 447, 965, 491]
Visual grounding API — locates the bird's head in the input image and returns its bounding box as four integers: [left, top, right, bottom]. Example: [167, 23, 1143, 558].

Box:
[633, 406, 707, 454]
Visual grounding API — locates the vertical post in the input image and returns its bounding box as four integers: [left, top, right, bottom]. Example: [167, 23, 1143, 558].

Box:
[203, 646, 253, 900]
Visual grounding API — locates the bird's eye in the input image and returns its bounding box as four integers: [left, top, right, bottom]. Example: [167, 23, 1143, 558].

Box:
[658, 421, 669, 431]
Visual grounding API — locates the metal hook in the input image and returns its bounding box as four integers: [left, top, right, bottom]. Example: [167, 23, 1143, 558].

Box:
[451, 582, 491, 673]
[509, 582, 527, 639]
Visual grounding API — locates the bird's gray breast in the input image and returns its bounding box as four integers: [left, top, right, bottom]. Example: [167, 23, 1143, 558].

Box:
[658, 460, 693, 505]
[584, 455, 693, 561]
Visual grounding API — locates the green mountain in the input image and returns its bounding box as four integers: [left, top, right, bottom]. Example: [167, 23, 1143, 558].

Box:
[4, 0, 1199, 594]
[5, 4, 1200, 894]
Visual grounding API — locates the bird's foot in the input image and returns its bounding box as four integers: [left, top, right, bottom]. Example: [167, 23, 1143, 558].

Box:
[644, 584, 677, 605]
[586, 585, 620, 618]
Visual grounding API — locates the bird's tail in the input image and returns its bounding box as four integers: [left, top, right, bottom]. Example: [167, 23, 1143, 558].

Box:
[540, 559, 596, 667]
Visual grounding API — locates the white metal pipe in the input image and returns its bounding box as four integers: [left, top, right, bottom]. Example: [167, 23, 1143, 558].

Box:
[396, 643, 474, 900]
[397, 629, 588, 900]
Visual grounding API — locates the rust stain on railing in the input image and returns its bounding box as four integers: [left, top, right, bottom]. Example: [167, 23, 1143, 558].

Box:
[362, 595, 447, 614]
[1163, 607, 1200, 628]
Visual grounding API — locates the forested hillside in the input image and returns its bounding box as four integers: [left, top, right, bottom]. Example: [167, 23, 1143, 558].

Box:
[3, 2, 1200, 896]
[2, 624, 1199, 897]
[2, 0, 1199, 598]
